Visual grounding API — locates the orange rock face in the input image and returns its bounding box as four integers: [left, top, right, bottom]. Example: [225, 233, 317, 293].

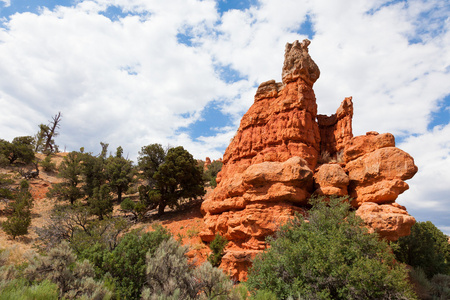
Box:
[200, 39, 418, 281]
[356, 202, 416, 241]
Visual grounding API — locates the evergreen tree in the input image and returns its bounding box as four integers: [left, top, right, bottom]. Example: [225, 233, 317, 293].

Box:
[394, 221, 450, 278]
[81, 151, 107, 198]
[47, 151, 84, 205]
[87, 184, 113, 220]
[104, 146, 134, 203]
[138, 143, 166, 186]
[0, 174, 14, 203]
[2, 180, 33, 240]
[138, 145, 204, 216]
[0, 136, 35, 165]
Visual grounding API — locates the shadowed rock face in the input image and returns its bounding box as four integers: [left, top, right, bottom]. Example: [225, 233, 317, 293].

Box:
[200, 39, 418, 281]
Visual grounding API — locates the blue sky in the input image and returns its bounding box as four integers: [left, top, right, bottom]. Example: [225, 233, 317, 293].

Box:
[0, 0, 449, 234]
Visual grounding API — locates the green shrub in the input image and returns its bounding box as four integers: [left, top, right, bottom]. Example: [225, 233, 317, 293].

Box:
[394, 221, 450, 278]
[246, 196, 417, 300]
[40, 155, 56, 172]
[207, 233, 228, 267]
[88, 184, 113, 220]
[1, 215, 31, 240]
[2, 180, 33, 240]
[0, 279, 59, 300]
[101, 224, 171, 299]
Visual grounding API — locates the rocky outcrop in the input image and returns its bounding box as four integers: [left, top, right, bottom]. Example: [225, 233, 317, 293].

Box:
[200, 39, 418, 281]
[356, 202, 416, 241]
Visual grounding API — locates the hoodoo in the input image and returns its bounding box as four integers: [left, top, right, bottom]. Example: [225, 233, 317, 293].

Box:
[200, 39, 417, 281]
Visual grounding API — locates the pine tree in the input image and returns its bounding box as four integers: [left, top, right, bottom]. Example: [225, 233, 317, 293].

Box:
[138, 144, 205, 216]
[2, 180, 33, 239]
[47, 151, 84, 205]
[104, 146, 134, 203]
[87, 184, 113, 220]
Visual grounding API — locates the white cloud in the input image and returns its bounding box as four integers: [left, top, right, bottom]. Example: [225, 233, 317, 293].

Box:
[397, 124, 450, 232]
[0, 0, 10, 8]
[0, 0, 450, 232]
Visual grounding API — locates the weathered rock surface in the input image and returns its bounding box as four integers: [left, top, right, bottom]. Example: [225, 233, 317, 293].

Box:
[356, 202, 416, 241]
[313, 164, 349, 196]
[200, 39, 418, 281]
[345, 147, 418, 206]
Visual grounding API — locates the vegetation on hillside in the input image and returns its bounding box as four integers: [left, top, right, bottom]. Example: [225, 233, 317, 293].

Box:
[2, 120, 449, 299]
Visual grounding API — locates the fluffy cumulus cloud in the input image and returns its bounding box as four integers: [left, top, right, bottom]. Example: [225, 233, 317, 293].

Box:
[0, 0, 449, 232]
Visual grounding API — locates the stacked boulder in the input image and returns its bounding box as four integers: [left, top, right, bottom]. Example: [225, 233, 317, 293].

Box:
[199, 40, 417, 281]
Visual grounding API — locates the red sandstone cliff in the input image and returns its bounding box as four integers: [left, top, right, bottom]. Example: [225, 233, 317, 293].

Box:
[200, 39, 417, 281]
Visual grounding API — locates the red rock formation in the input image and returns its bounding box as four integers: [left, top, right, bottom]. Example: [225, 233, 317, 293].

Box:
[204, 157, 211, 170]
[356, 202, 416, 241]
[200, 39, 418, 281]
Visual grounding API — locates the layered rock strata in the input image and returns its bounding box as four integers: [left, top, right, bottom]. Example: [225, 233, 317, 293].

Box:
[200, 39, 417, 281]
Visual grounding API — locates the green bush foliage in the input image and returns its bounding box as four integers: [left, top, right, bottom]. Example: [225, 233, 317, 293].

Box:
[40, 155, 56, 172]
[246, 196, 417, 300]
[207, 233, 228, 267]
[0, 136, 35, 165]
[104, 146, 135, 203]
[2, 180, 33, 239]
[409, 267, 450, 299]
[138, 144, 205, 216]
[0, 174, 15, 204]
[394, 221, 450, 278]
[81, 149, 107, 198]
[46, 151, 84, 205]
[0, 279, 59, 300]
[101, 224, 171, 299]
[88, 184, 113, 220]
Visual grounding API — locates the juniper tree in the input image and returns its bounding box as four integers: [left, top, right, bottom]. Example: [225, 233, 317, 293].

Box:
[104, 146, 134, 203]
[138, 144, 204, 216]
[47, 151, 84, 205]
[87, 184, 113, 220]
[2, 180, 33, 240]
[0, 136, 35, 165]
[394, 221, 450, 278]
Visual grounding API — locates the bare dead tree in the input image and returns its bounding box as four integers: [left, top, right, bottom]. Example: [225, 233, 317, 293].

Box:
[43, 112, 62, 154]
[35, 112, 62, 154]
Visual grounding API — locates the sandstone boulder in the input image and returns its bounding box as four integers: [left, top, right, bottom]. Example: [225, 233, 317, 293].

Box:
[356, 202, 416, 241]
[343, 131, 395, 162]
[313, 163, 349, 196]
[345, 147, 418, 205]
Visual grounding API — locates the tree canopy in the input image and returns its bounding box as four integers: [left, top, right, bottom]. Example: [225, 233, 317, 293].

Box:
[46, 151, 84, 205]
[394, 221, 450, 278]
[137, 144, 205, 216]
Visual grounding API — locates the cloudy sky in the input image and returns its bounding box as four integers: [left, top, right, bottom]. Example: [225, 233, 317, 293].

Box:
[1, 0, 449, 234]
